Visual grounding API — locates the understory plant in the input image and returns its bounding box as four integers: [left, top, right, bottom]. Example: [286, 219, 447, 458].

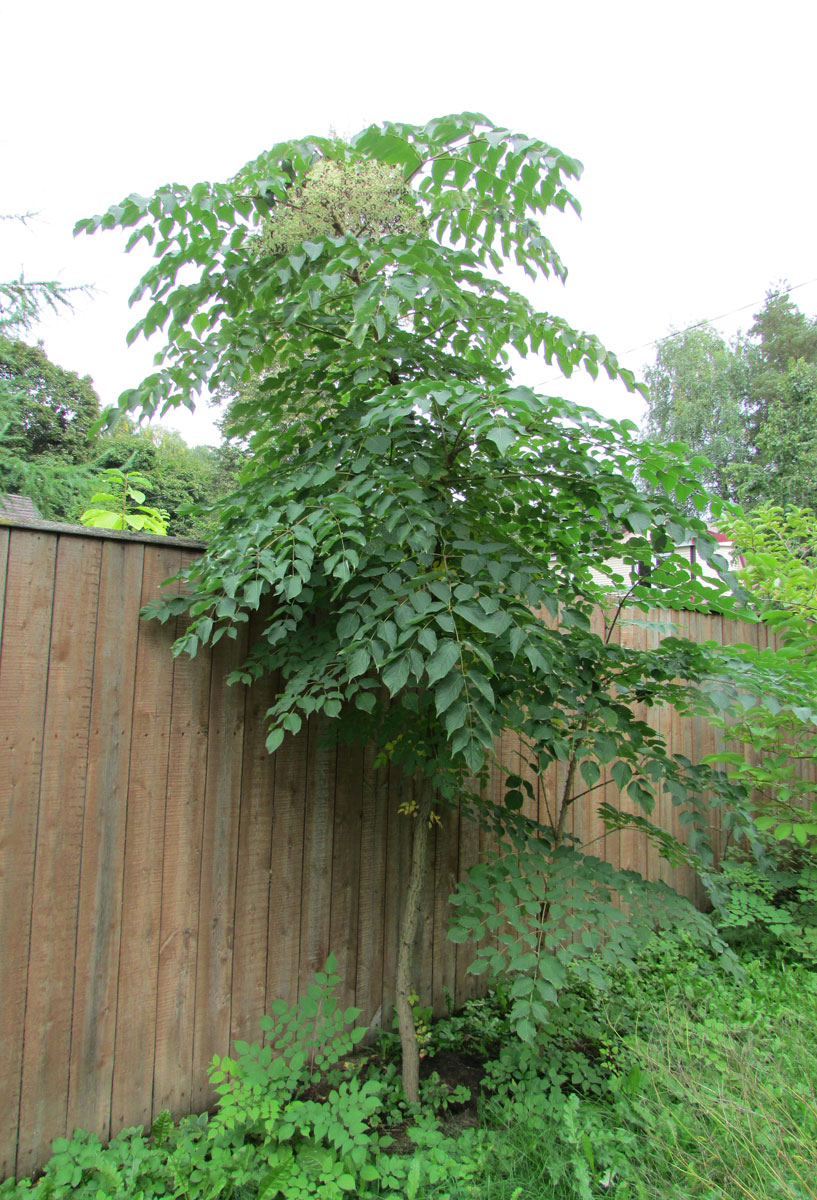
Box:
[5, 943, 816, 1199]
[706, 837, 817, 964]
[78, 111, 747, 1097]
[702, 503, 817, 846]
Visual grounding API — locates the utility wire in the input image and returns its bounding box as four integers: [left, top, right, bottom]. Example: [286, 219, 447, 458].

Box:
[529, 275, 817, 389]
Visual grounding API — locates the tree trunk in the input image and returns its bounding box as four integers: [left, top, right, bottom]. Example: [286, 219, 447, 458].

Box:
[394, 775, 434, 1104]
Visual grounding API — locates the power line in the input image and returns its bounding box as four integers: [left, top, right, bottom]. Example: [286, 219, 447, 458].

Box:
[529, 275, 817, 390]
[618, 276, 817, 360]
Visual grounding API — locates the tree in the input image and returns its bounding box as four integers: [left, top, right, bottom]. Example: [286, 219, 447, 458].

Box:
[643, 324, 750, 503]
[737, 359, 817, 511]
[0, 337, 244, 532]
[78, 113, 744, 1100]
[1, 214, 91, 340]
[643, 288, 817, 510]
[0, 220, 106, 520]
[91, 422, 245, 539]
[746, 287, 817, 435]
[0, 336, 101, 460]
[0, 336, 101, 518]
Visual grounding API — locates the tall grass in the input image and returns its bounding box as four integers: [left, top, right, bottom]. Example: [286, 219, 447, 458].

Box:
[422, 954, 817, 1200]
[623, 960, 817, 1200]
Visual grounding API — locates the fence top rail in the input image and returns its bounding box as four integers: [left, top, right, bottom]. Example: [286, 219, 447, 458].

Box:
[0, 517, 207, 550]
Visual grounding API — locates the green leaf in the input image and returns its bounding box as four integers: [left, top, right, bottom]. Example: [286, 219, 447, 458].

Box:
[579, 760, 601, 789]
[625, 509, 652, 534]
[435, 671, 463, 714]
[383, 654, 410, 695]
[426, 639, 460, 685]
[266, 728, 285, 754]
[347, 647, 370, 679]
[538, 954, 567, 989]
[486, 426, 516, 455]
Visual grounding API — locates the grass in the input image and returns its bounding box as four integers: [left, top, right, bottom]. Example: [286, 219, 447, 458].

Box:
[406, 947, 817, 1199]
[618, 959, 817, 1200]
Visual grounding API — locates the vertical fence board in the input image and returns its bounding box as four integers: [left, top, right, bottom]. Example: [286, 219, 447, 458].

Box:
[297, 717, 338, 994]
[416, 790, 436, 1011]
[263, 705, 306, 1017]
[454, 806, 480, 1009]
[110, 545, 183, 1133]
[614, 609, 648, 880]
[0, 532, 57, 1180]
[381, 768, 412, 1026]
[431, 799, 460, 1016]
[152, 637, 212, 1118]
[190, 631, 248, 1112]
[355, 750, 388, 1033]
[17, 537, 102, 1177]
[67, 541, 145, 1143]
[0, 527, 8, 644]
[667, 608, 693, 891]
[329, 741, 364, 1015]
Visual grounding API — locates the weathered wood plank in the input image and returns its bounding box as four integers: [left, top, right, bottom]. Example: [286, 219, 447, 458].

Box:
[229, 667, 277, 1045]
[0, 531, 58, 1181]
[381, 766, 412, 1026]
[329, 740, 364, 1015]
[431, 797, 459, 1017]
[611, 608, 644, 880]
[17, 536, 102, 1177]
[152, 620, 212, 1118]
[354, 747, 388, 1034]
[110, 545, 183, 1134]
[0, 527, 9, 646]
[687, 608, 721, 903]
[454, 804, 480, 1009]
[416, 783, 436, 1011]
[67, 540, 145, 1144]
[297, 716, 338, 994]
[665, 608, 692, 891]
[190, 630, 248, 1112]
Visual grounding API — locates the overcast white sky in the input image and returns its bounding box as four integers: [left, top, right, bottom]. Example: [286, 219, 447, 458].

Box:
[3, 0, 816, 446]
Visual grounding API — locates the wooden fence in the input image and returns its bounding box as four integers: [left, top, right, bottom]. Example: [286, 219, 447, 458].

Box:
[0, 521, 769, 1179]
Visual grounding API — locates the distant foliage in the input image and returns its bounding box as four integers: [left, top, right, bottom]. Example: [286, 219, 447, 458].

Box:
[0, 333, 244, 533]
[644, 288, 817, 511]
[704, 504, 817, 847]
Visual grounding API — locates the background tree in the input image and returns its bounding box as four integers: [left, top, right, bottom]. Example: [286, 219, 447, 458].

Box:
[0, 221, 102, 519]
[0, 336, 101, 518]
[0, 333, 244, 532]
[643, 324, 750, 503]
[1, 214, 92, 339]
[643, 288, 817, 510]
[737, 358, 817, 511]
[0, 336, 101, 460]
[92, 422, 245, 538]
[79, 113, 745, 1101]
[746, 287, 817, 436]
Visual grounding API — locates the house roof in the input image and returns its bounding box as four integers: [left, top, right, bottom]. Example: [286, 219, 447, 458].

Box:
[0, 494, 43, 523]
